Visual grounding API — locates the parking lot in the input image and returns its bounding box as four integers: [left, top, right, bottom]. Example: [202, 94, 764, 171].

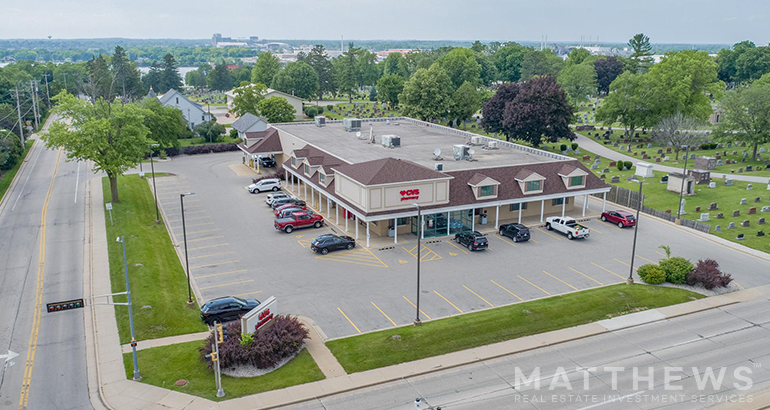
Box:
[147, 152, 770, 339]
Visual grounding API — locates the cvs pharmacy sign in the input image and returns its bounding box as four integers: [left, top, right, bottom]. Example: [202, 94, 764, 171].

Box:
[240, 296, 277, 336]
[400, 189, 420, 201]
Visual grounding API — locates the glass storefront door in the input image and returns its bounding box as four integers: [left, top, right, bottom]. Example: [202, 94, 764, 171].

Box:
[449, 210, 473, 234]
[412, 212, 449, 238]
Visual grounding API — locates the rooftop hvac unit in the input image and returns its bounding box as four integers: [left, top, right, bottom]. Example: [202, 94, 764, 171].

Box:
[453, 144, 471, 160]
[487, 140, 498, 150]
[314, 116, 326, 127]
[471, 136, 483, 145]
[434, 163, 443, 171]
[343, 118, 361, 132]
[380, 135, 401, 148]
[390, 136, 400, 147]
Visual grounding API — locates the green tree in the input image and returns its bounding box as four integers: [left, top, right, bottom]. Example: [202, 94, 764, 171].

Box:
[714, 82, 770, 160]
[566, 48, 591, 66]
[230, 66, 252, 84]
[231, 83, 267, 117]
[85, 55, 113, 101]
[257, 96, 296, 123]
[435, 48, 482, 89]
[474, 52, 497, 86]
[270, 60, 319, 100]
[206, 62, 234, 91]
[557, 63, 597, 103]
[334, 46, 358, 102]
[493, 42, 528, 82]
[717, 41, 757, 84]
[142, 61, 163, 94]
[193, 120, 226, 143]
[0, 132, 24, 170]
[735, 46, 770, 83]
[53, 62, 86, 95]
[160, 53, 183, 93]
[596, 72, 656, 137]
[43, 92, 149, 202]
[305, 45, 335, 99]
[451, 81, 481, 129]
[471, 41, 486, 54]
[520, 49, 563, 80]
[140, 98, 188, 149]
[251, 52, 282, 86]
[381, 53, 410, 78]
[628, 33, 653, 73]
[111, 46, 144, 101]
[376, 74, 405, 105]
[355, 49, 380, 88]
[399, 65, 453, 121]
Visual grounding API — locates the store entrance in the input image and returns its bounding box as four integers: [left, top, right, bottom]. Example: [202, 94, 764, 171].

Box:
[411, 210, 473, 238]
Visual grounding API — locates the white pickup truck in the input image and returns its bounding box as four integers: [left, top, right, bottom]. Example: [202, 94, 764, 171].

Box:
[545, 216, 590, 240]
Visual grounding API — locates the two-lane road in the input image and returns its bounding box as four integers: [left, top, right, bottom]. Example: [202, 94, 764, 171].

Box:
[0, 125, 92, 410]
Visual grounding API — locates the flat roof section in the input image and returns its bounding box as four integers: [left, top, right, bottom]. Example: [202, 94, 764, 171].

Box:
[273, 119, 564, 172]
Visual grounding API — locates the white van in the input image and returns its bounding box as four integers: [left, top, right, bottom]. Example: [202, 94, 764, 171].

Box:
[248, 178, 281, 194]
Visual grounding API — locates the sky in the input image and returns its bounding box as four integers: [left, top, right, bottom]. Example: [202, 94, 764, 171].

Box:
[1, 0, 768, 45]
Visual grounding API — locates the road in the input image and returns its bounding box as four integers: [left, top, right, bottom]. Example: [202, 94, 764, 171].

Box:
[0, 119, 92, 410]
[284, 296, 770, 410]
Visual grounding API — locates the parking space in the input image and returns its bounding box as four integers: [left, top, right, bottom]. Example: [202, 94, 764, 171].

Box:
[144, 153, 770, 340]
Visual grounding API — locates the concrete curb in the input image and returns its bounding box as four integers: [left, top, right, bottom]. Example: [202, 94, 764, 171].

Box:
[0, 139, 37, 215]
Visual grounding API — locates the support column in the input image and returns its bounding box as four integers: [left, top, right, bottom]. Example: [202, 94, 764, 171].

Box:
[471, 209, 475, 231]
[345, 207, 349, 231]
[540, 200, 545, 223]
[582, 195, 587, 217]
[518, 204, 523, 224]
[602, 192, 607, 213]
[421, 215, 425, 239]
[561, 198, 566, 217]
[366, 221, 370, 248]
[319, 192, 322, 212]
[446, 213, 450, 236]
[336, 203, 339, 225]
[303, 179, 307, 200]
[327, 198, 331, 216]
[495, 205, 500, 229]
[394, 218, 398, 244]
[355, 215, 359, 239]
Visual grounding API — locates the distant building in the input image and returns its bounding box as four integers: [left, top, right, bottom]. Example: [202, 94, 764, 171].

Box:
[158, 89, 211, 129]
[376, 49, 413, 61]
[225, 85, 305, 120]
[231, 112, 269, 139]
[212, 33, 259, 48]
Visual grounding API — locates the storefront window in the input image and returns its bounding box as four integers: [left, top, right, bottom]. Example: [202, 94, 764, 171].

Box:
[412, 212, 449, 237]
[509, 203, 528, 211]
[449, 210, 473, 234]
[552, 198, 570, 206]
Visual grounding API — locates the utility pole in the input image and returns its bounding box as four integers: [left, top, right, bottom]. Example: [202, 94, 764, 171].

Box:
[14, 87, 25, 145]
[30, 81, 39, 130]
[43, 74, 51, 109]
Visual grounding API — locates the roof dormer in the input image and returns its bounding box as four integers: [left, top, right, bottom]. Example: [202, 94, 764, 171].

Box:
[514, 169, 545, 195]
[467, 173, 500, 200]
[557, 164, 588, 190]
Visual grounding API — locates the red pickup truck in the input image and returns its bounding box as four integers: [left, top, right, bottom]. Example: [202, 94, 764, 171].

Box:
[274, 212, 324, 233]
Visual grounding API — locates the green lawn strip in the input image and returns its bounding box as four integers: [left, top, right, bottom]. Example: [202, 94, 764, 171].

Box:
[178, 136, 241, 147]
[103, 174, 207, 344]
[327, 284, 703, 374]
[123, 342, 324, 401]
[0, 139, 35, 203]
[322, 102, 401, 120]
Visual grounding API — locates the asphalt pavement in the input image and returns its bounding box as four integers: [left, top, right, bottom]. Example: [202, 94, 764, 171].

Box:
[0, 122, 93, 410]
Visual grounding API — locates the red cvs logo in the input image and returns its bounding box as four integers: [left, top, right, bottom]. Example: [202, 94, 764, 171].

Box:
[255, 308, 274, 331]
[400, 189, 420, 202]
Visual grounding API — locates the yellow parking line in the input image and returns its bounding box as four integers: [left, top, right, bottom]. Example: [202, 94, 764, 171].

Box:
[233, 290, 263, 298]
[338, 307, 361, 334]
[493, 234, 516, 247]
[530, 238, 540, 244]
[190, 260, 240, 270]
[184, 228, 221, 235]
[166, 210, 204, 216]
[587, 226, 603, 234]
[185, 235, 224, 243]
[403, 296, 431, 320]
[196, 269, 247, 279]
[536, 227, 562, 241]
[174, 221, 214, 229]
[490, 280, 524, 301]
[517, 275, 551, 296]
[542, 270, 578, 291]
[655, 251, 667, 257]
[613, 258, 637, 270]
[200, 279, 254, 290]
[567, 266, 603, 286]
[446, 240, 469, 254]
[591, 262, 625, 280]
[317, 258, 388, 268]
[188, 251, 235, 260]
[170, 216, 210, 223]
[636, 254, 657, 264]
[433, 290, 463, 313]
[371, 302, 397, 327]
[187, 243, 229, 252]
[403, 244, 442, 262]
[463, 285, 494, 307]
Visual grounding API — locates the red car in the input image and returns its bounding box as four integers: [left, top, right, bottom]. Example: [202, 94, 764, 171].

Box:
[274, 212, 324, 233]
[601, 210, 636, 228]
[274, 203, 308, 216]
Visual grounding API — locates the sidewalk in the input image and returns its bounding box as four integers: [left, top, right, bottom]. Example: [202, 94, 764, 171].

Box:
[84, 165, 770, 409]
[575, 133, 770, 184]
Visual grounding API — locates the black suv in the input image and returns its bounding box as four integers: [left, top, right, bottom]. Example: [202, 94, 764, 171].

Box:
[498, 223, 531, 242]
[311, 234, 356, 255]
[454, 230, 488, 251]
[271, 198, 306, 209]
[258, 156, 276, 168]
[200, 296, 259, 325]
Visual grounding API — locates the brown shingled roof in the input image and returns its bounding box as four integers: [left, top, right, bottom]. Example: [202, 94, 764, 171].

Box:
[514, 169, 536, 181]
[557, 164, 583, 176]
[242, 128, 282, 154]
[331, 158, 451, 186]
[467, 173, 499, 186]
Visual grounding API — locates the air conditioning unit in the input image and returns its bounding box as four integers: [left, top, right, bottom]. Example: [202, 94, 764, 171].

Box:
[381, 135, 401, 148]
[343, 118, 361, 132]
[434, 163, 443, 171]
[381, 135, 392, 147]
[453, 144, 470, 160]
[390, 136, 400, 147]
[487, 140, 498, 150]
[315, 116, 326, 127]
[471, 136, 483, 145]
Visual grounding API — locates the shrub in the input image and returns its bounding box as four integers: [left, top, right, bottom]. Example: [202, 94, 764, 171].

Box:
[183, 143, 239, 155]
[239, 332, 254, 347]
[623, 161, 633, 170]
[686, 259, 733, 290]
[199, 316, 308, 370]
[571, 142, 579, 150]
[159, 150, 167, 160]
[0, 136, 24, 170]
[163, 147, 180, 157]
[252, 168, 285, 183]
[560, 144, 568, 152]
[637, 264, 666, 284]
[617, 161, 624, 171]
[229, 128, 239, 139]
[304, 105, 320, 118]
[659, 257, 694, 284]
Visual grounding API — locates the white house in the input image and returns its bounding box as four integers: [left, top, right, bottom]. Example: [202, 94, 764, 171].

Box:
[231, 112, 269, 139]
[225, 85, 305, 120]
[158, 89, 211, 129]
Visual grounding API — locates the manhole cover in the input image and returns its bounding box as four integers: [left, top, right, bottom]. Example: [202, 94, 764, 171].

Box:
[175, 379, 188, 386]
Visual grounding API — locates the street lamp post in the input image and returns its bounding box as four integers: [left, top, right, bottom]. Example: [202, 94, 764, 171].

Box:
[412, 203, 422, 326]
[627, 179, 644, 285]
[181, 193, 196, 305]
[149, 143, 160, 224]
[118, 236, 141, 380]
[676, 145, 690, 224]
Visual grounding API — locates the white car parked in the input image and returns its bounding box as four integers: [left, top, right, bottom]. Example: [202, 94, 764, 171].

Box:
[265, 192, 291, 206]
[248, 178, 281, 194]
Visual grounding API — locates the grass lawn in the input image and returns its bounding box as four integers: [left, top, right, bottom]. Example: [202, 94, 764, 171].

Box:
[123, 342, 325, 401]
[179, 136, 241, 147]
[103, 175, 207, 344]
[327, 284, 703, 374]
[0, 139, 35, 203]
[322, 102, 401, 120]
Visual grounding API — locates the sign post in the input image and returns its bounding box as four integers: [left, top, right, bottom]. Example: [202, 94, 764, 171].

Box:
[105, 202, 113, 226]
[240, 296, 277, 336]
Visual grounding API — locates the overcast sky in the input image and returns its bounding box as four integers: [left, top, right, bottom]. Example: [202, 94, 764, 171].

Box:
[1, 0, 768, 45]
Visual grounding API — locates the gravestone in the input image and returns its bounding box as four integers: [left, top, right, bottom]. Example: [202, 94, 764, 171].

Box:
[733, 150, 738, 155]
[716, 212, 724, 219]
[591, 163, 599, 170]
[749, 207, 757, 214]
[747, 165, 754, 172]
[716, 159, 724, 166]
[611, 176, 620, 183]
[619, 145, 625, 151]
[679, 199, 686, 215]
[715, 225, 722, 232]
[657, 149, 663, 154]
[763, 206, 770, 212]
[600, 174, 606, 180]
[647, 143, 652, 149]
[700, 213, 710, 222]
[583, 155, 591, 161]
[660, 175, 669, 183]
[707, 181, 716, 189]
[748, 184, 753, 190]
[737, 233, 745, 240]
[690, 153, 696, 160]
[740, 198, 748, 205]
[728, 222, 736, 229]
[610, 161, 617, 167]
[663, 156, 670, 161]
[716, 143, 723, 149]
[738, 168, 744, 173]
[756, 197, 762, 203]
[727, 143, 732, 148]
[733, 210, 741, 217]
[725, 179, 734, 186]
[759, 218, 766, 225]
[710, 202, 718, 210]
[761, 147, 767, 154]
[656, 158, 661, 163]
[595, 158, 602, 164]
[742, 220, 751, 227]
[758, 231, 766, 237]
[666, 147, 672, 153]
[603, 168, 610, 173]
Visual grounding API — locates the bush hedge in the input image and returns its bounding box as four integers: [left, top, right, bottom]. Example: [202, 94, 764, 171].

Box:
[253, 168, 285, 183]
[659, 257, 694, 284]
[686, 259, 732, 290]
[637, 264, 666, 284]
[623, 161, 633, 170]
[199, 316, 308, 370]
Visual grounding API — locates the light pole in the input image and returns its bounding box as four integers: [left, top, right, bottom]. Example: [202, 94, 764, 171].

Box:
[181, 192, 196, 305]
[676, 145, 690, 224]
[412, 203, 422, 326]
[118, 236, 141, 380]
[149, 143, 160, 224]
[627, 179, 644, 285]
